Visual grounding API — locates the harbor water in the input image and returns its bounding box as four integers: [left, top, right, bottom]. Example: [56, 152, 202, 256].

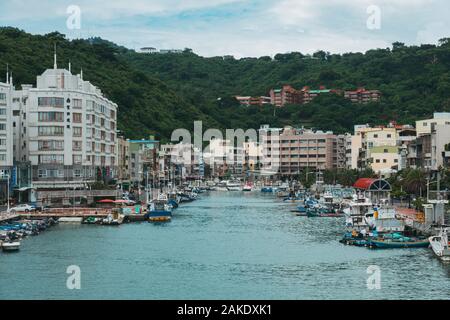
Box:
[1, 192, 450, 300]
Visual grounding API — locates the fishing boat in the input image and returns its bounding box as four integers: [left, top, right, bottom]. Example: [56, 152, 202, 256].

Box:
[429, 227, 450, 262]
[226, 180, 241, 191]
[307, 207, 343, 218]
[168, 191, 180, 209]
[261, 186, 273, 193]
[2, 241, 21, 252]
[368, 233, 429, 249]
[147, 194, 172, 222]
[100, 211, 125, 226]
[343, 194, 375, 230]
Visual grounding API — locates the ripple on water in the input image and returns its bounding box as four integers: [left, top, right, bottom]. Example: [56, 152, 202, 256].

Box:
[1, 192, 450, 299]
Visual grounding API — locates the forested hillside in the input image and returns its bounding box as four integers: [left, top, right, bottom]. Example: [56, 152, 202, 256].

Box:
[2, 27, 450, 140]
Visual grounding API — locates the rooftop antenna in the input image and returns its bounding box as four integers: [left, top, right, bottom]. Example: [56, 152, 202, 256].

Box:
[9, 70, 13, 86]
[6, 63, 9, 84]
[68, 60, 71, 73]
[80, 67, 83, 80]
[53, 43, 57, 69]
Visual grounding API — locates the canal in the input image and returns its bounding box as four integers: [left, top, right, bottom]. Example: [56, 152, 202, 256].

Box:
[1, 192, 449, 299]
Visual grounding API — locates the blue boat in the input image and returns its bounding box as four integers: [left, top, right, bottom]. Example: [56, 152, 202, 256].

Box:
[368, 234, 429, 249]
[261, 187, 273, 193]
[147, 196, 172, 222]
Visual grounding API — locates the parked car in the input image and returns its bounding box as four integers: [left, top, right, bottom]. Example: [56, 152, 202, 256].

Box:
[8, 204, 35, 214]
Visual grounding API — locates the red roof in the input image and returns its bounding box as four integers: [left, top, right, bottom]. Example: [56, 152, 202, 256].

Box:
[353, 178, 377, 190]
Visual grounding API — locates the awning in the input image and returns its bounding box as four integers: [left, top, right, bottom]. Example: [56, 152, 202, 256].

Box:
[14, 186, 35, 192]
[353, 178, 391, 192]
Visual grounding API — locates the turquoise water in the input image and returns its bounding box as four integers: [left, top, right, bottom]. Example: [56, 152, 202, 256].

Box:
[1, 192, 449, 300]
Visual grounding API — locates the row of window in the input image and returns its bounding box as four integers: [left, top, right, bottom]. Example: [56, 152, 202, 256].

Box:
[38, 126, 82, 137]
[38, 97, 64, 108]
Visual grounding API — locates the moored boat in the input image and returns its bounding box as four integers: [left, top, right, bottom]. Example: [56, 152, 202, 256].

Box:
[147, 195, 172, 222]
[429, 227, 450, 262]
[2, 241, 21, 252]
[368, 233, 429, 249]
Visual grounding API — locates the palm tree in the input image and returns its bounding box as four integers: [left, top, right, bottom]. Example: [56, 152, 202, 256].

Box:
[403, 169, 427, 197]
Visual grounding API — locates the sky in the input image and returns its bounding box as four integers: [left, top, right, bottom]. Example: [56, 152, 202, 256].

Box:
[1, 0, 450, 57]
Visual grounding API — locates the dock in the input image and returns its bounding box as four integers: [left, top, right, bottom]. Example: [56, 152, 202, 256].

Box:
[0, 213, 19, 223]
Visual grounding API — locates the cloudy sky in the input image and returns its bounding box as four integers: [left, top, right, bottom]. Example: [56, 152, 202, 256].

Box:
[1, 0, 449, 57]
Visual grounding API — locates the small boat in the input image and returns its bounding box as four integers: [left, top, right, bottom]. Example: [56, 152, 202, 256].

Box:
[147, 195, 172, 222]
[226, 180, 241, 191]
[242, 183, 253, 192]
[429, 227, 450, 262]
[306, 206, 343, 218]
[2, 241, 21, 252]
[168, 192, 180, 209]
[100, 212, 125, 226]
[369, 233, 429, 249]
[261, 186, 273, 193]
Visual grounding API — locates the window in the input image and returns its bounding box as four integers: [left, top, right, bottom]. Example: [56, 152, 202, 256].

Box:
[73, 127, 82, 137]
[383, 159, 387, 163]
[38, 169, 47, 178]
[73, 99, 82, 109]
[0, 154, 6, 161]
[38, 154, 64, 164]
[38, 112, 64, 122]
[384, 149, 388, 153]
[73, 155, 82, 165]
[423, 122, 428, 126]
[0, 139, 6, 146]
[46, 169, 64, 178]
[0, 108, 6, 115]
[0, 123, 5, 130]
[73, 141, 82, 151]
[38, 126, 64, 136]
[0, 93, 6, 101]
[73, 113, 82, 123]
[376, 159, 380, 163]
[38, 97, 64, 108]
[374, 134, 378, 138]
[387, 134, 392, 138]
[38, 140, 64, 151]
[73, 169, 82, 178]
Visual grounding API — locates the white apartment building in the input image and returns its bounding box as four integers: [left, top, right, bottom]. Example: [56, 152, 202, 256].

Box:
[0, 80, 13, 203]
[13, 64, 118, 189]
[416, 112, 450, 136]
[258, 125, 281, 176]
[431, 124, 450, 170]
[0, 81, 13, 171]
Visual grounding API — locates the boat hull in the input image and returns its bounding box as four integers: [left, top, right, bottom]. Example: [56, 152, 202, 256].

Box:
[147, 210, 172, 222]
[369, 239, 429, 249]
[2, 242, 21, 252]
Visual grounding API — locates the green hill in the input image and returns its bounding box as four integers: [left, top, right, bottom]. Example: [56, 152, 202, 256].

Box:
[2, 27, 450, 140]
[0, 27, 218, 141]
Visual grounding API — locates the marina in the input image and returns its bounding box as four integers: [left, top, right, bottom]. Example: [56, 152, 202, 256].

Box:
[1, 184, 450, 299]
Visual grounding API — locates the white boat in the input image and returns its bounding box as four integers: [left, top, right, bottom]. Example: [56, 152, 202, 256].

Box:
[429, 227, 450, 262]
[2, 241, 21, 252]
[344, 194, 374, 229]
[242, 183, 253, 192]
[58, 217, 83, 223]
[226, 180, 241, 191]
